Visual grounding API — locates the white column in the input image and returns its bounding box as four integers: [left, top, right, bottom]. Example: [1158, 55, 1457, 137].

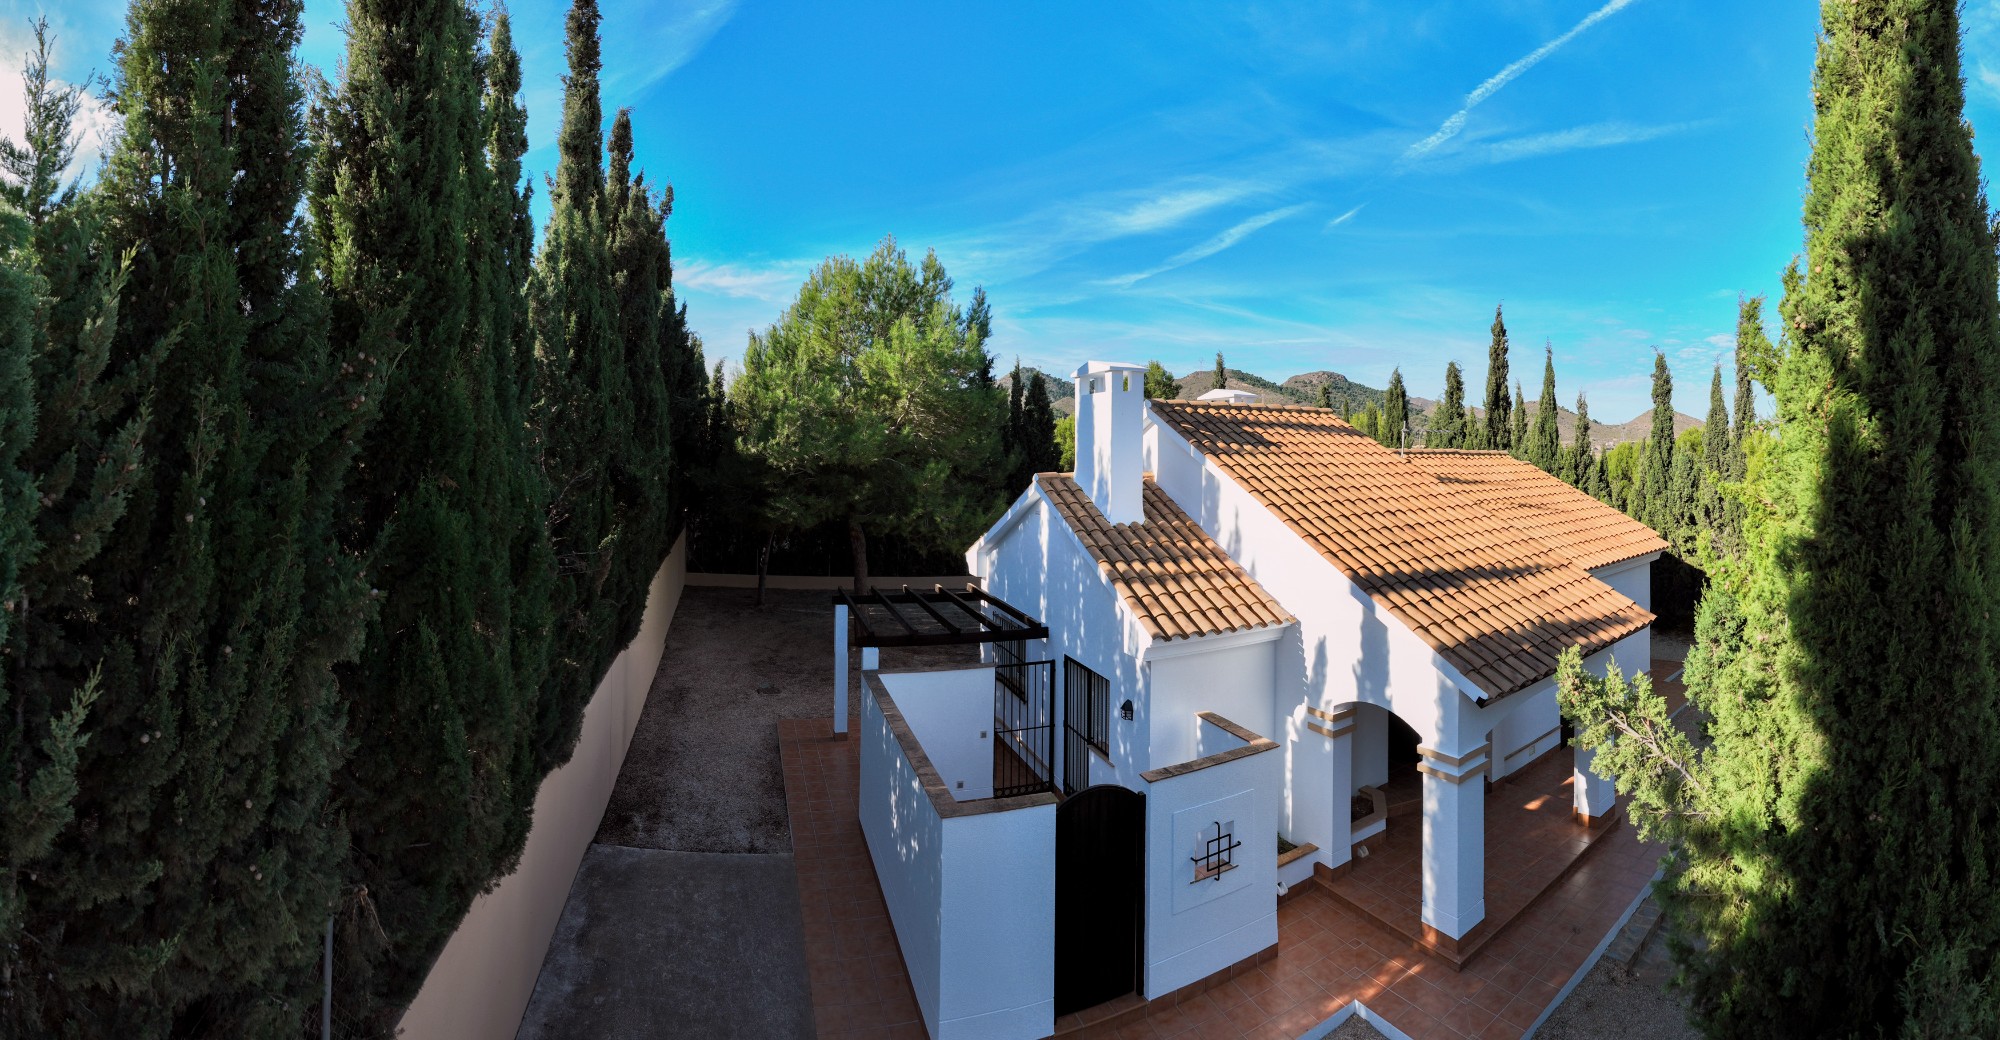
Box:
[833, 604, 849, 735]
[861, 647, 879, 671]
[1574, 744, 1616, 821]
[1420, 747, 1488, 940]
[1323, 710, 1355, 870]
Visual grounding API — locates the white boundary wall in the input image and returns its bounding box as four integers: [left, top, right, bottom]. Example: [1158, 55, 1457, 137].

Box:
[398, 533, 687, 1040]
[862, 672, 1057, 1040]
[1142, 719, 1281, 998]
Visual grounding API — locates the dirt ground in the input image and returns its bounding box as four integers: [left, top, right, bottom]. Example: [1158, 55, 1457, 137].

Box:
[1537, 923, 1698, 1040]
[594, 586, 965, 853]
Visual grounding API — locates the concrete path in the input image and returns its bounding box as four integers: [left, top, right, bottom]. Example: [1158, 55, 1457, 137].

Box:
[516, 846, 814, 1040]
[519, 588, 852, 1039]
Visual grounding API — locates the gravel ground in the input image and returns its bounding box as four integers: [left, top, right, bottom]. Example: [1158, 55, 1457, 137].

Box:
[594, 586, 966, 853]
[1536, 919, 1698, 1040]
[1324, 1016, 1387, 1038]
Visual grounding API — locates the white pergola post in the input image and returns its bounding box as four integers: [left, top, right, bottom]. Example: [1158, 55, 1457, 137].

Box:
[861, 647, 879, 670]
[1573, 744, 1616, 823]
[833, 603, 849, 735]
[1419, 744, 1489, 941]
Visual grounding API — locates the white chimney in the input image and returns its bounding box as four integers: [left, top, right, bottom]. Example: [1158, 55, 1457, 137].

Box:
[1073, 360, 1146, 525]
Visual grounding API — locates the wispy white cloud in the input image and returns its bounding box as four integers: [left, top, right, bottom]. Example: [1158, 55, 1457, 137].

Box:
[1422, 120, 1701, 169]
[601, 0, 740, 96]
[1100, 203, 1310, 288]
[935, 177, 1265, 284]
[1403, 0, 1643, 161]
[1325, 203, 1365, 229]
[677, 257, 815, 301]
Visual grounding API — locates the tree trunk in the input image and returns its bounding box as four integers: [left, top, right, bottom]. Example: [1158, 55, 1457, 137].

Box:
[756, 534, 772, 608]
[848, 518, 869, 595]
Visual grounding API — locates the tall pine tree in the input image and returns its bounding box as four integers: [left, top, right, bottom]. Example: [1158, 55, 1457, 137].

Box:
[1564, 2, 2000, 1032]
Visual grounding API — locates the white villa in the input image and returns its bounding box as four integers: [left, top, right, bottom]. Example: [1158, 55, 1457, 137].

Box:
[842, 360, 1666, 1040]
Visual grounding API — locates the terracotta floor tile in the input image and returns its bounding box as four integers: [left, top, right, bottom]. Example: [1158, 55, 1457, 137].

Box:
[780, 716, 1656, 1040]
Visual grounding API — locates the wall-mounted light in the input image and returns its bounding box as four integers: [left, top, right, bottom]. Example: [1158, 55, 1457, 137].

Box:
[1120, 699, 1134, 721]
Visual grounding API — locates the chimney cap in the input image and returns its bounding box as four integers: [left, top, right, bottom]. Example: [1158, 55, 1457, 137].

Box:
[1073, 360, 1146, 380]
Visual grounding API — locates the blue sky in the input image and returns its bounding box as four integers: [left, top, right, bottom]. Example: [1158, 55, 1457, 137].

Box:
[12, 1, 2000, 420]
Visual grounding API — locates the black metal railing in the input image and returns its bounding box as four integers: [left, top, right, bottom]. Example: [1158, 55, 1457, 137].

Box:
[994, 660, 1055, 798]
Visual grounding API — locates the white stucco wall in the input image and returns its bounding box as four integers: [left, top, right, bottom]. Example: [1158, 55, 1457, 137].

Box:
[1592, 554, 1655, 613]
[1144, 636, 1280, 771]
[882, 668, 999, 802]
[1145, 416, 1484, 865]
[861, 674, 1057, 1040]
[938, 806, 1057, 1039]
[1490, 686, 1561, 780]
[969, 489, 1152, 792]
[860, 686, 948, 1036]
[1142, 725, 1282, 997]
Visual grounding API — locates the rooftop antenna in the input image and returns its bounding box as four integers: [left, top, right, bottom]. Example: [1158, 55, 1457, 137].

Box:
[1401, 420, 1413, 457]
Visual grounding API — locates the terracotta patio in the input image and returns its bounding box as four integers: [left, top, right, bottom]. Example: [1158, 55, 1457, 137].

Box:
[1323, 748, 1624, 968]
[781, 715, 1665, 1040]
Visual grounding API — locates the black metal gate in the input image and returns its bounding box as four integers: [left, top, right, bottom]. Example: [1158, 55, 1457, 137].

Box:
[1055, 784, 1145, 1015]
[993, 659, 1054, 798]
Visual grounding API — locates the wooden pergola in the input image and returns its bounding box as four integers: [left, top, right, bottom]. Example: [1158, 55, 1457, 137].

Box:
[833, 584, 1050, 649]
[831, 584, 1049, 733]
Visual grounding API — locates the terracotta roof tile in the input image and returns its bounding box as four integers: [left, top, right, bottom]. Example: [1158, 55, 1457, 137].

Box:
[1038, 474, 1295, 642]
[1148, 401, 1651, 699]
[1401, 449, 1670, 571]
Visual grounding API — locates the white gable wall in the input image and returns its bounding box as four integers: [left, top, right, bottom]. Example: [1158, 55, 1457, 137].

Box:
[1145, 415, 1521, 864]
[969, 486, 1153, 791]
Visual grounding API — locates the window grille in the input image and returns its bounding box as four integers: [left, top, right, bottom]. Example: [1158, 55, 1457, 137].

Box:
[1063, 656, 1110, 756]
[1190, 820, 1240, 883]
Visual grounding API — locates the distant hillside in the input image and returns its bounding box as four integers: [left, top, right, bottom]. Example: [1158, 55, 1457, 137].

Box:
[1176, 368, 1313, 406]
[1429, 401, 1700, 450]
[1022, 359, 1697, 453]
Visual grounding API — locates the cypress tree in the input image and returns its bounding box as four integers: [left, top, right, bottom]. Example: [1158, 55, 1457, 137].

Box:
[0, 0, 377, 1030]
[0, 66, 153, 1037]
[530, 0, 632, 777]
[1428, 361, 1466, 447]
[1565, 2, 2000, 1032]
[1024, 372, 1059, 475]
[1482, 304, 1511, 450]
[1214, 351, 1226, 390]
[1315, 380, 1332, 409]
[1527, 346, 1561, 471]
[1565, 392, 1590, 481]
[1701, 363, 1730, 476]
[1729, 295, 1768, 482]
[1635, 352, 1675, 533]
[1509, 381, 1528, 456]
[602, 105, 683, 655]
[314, 0, 545, 1024]
[0, 20, 83, 225]
[1381, 368, 1408, 449]
[1003, 359, 1026, 490]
